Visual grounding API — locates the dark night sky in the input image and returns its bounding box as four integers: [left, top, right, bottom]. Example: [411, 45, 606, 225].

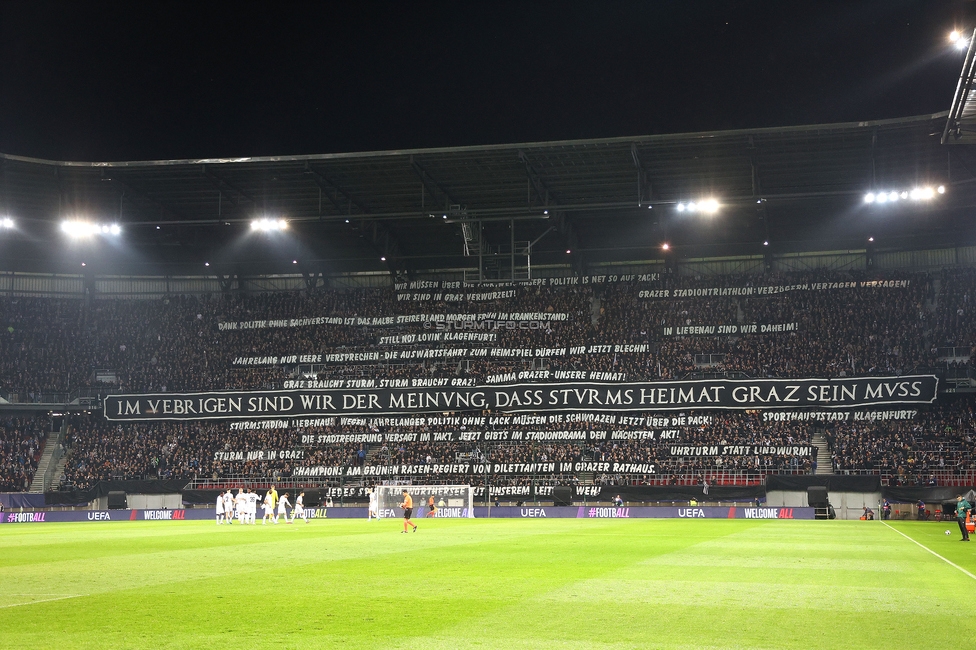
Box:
[1, 1, 973, 161]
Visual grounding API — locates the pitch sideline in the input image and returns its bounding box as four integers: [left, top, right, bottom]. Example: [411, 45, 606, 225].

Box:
[880, 521, 976, 581]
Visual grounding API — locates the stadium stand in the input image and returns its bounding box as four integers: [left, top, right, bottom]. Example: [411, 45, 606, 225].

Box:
[2, 266, 971, 495]
[0, 415, 48, 492]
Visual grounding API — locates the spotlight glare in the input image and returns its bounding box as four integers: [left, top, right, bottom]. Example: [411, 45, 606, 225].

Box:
[565, 249, 571, 254]
[661, 243, 670, 251]
[204, 262, 210, 267]
[250, 218, 287, 232]
[876, 193, 887, 204]
[957, 39, 969, 51]
[950, 30, 961, 43]
[864, 193, 875, 203]
[868, 237, 874, 242]
[699, 199, 720, 214]
[62, 220, 118, 238]
[938, 185, 946, 194]
[0, 217, 13, 228]
[888, 191, 899, 202]
[687, 202, 697, 212]
[676, 203, 685, 212]
[763, 241, 769, 246]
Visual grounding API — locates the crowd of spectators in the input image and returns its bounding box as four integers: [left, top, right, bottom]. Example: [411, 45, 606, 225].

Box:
[53, 406, 976, 491]
[2, 268, 975, 492]
[4, 269, 972, 399]
[0, 415, 48, 492]
[826, 399, 975, 484]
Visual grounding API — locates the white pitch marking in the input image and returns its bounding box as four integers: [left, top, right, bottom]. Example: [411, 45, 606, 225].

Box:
[0, 594, 85, 609]
[881, 521, 976, 581]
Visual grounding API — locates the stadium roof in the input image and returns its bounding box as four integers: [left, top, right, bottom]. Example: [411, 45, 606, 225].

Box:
[0, 111, 971, 279]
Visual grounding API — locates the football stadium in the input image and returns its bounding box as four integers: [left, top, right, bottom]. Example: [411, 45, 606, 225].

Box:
[2, 5, 976, 649]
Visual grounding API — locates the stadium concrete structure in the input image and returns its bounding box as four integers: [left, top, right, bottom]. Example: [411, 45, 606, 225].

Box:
[1, 110, 975, 521]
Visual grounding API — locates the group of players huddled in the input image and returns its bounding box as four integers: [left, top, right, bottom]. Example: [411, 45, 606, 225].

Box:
[215, 487, 308, 525]
[215, 486, 440, 530]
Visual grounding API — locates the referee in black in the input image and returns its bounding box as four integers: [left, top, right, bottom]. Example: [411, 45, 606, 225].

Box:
[955, 495, 971, 542]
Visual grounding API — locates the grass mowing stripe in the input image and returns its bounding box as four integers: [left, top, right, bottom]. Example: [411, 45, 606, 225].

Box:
[880, 520, 976, 581]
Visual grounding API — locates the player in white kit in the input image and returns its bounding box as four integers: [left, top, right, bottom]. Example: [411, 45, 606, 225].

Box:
[367, 487, 378, 520]
[276, 492, 291, 524]
[293, 491, 308, 523]
[222, 490, 234, 524]
[262, 490, 275, 524]
[235, 488, 247, 524]
[246, 489, 259, 524]
[215, 491, 225, 524]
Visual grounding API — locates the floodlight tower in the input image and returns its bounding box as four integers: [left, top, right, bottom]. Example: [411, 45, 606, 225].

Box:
[943, 27, 976, 143]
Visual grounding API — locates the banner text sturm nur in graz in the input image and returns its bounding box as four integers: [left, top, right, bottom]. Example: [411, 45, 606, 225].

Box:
[103, 376, 938, 421]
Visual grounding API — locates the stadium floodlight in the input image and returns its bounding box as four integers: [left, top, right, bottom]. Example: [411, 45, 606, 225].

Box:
[950, 30, 969, 50]
[61, 220, 121, 238]
[250, 218, 287, 232]
[0, 217, 13, 228]
[380, 256, 387, 261]
[698, 199, 720, 214]
[661, 242, 670, 251]
[676, 198, 719, 214]
[865, 185, 941, 206]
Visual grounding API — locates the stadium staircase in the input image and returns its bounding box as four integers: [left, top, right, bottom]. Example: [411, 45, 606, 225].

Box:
[811, 431, 833, 475]
[28, 426, 60, 493]
[50, 454, 69, 490]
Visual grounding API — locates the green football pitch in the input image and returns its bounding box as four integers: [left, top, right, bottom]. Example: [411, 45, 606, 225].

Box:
[1, 517, 973, 649]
